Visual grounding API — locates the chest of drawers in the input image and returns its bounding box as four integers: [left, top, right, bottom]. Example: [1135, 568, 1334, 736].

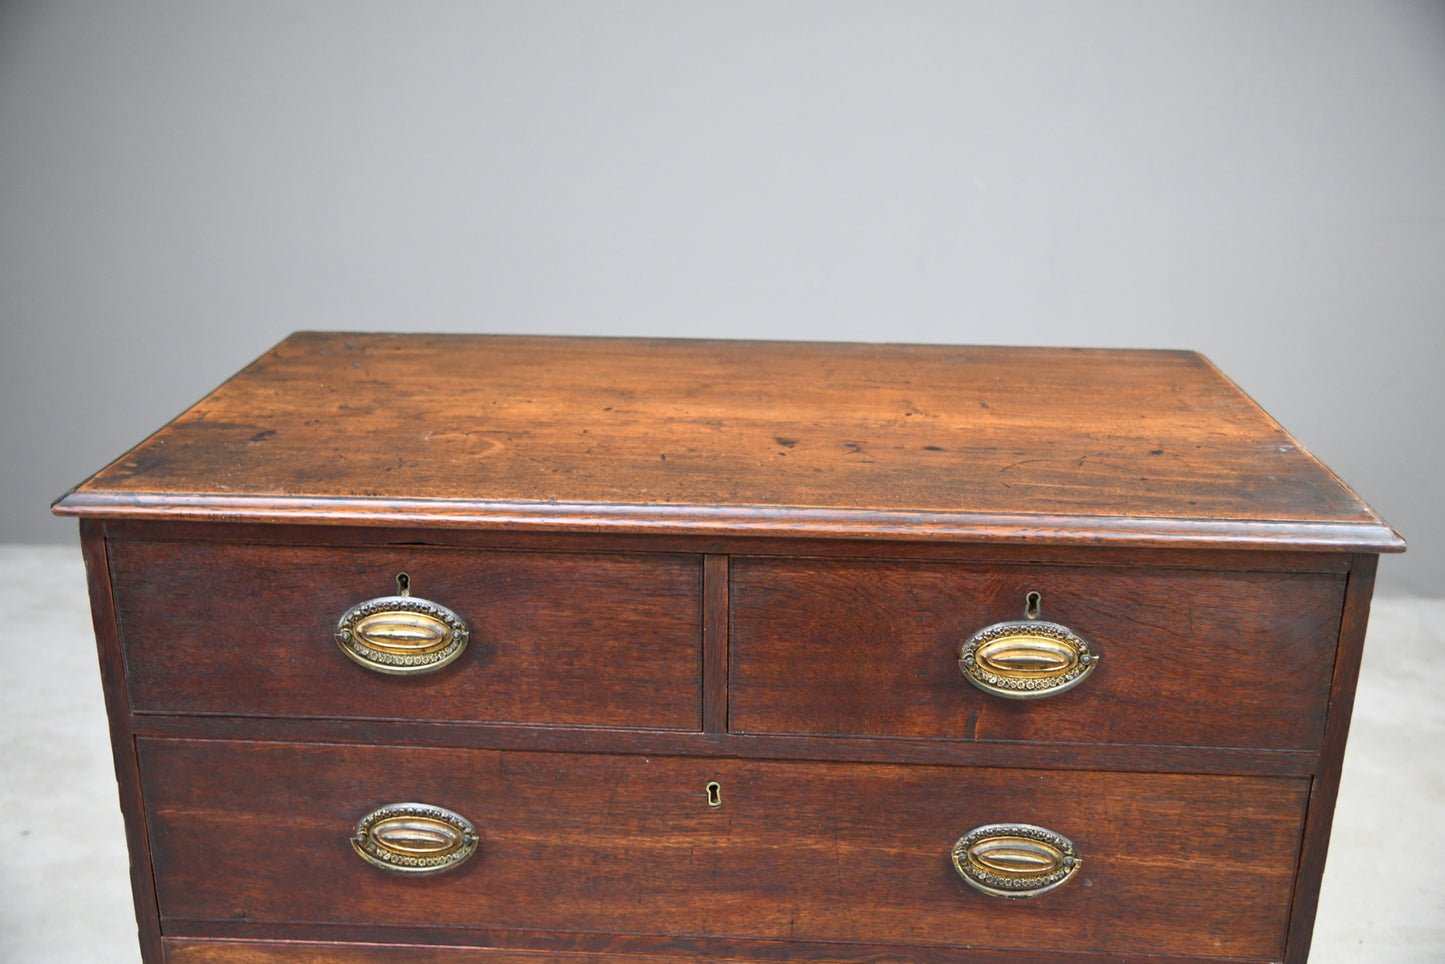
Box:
[55, 333, 1403, 964]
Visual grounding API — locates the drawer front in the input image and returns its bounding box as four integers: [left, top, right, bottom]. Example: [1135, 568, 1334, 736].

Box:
[110, 541, 701, 729]
[159, 939, 1255, 964]
[730, 558, 1343, 750]
[139, 739, 1308, 960]
[161, 943, 784, 964]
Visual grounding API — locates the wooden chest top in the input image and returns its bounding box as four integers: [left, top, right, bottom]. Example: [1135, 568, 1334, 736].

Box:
[55, 331, 1401, 551]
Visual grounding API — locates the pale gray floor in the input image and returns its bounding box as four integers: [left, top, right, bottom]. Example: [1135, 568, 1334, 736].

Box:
[1, 545, 1440, 962]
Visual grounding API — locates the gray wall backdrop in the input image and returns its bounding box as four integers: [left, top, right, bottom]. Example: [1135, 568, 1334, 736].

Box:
[2, 2, 1441, 595]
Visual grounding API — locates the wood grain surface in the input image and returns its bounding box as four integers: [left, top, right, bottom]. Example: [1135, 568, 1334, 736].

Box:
[139, 739, 1308, 961]
[160, 936, 1287, 964]
[730, 557, 1344, 750]
[54, 335, 1398, 964]
[54, 332, 1403, 551]
[79, 522, 165, 963]
[109, 539, 702, 728]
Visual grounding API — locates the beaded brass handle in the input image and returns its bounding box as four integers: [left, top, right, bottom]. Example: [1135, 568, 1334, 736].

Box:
[351, 802, 479, 875]
[335, 572, 469, 675]
[951, 823, 1081, 898]
[958, 591, 1098, 699]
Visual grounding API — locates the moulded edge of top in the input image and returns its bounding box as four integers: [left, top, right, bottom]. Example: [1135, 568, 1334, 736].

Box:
[51, 489, 1407, 554]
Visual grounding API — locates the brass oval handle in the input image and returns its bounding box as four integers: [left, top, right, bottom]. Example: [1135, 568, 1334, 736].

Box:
[351, 802, 479, 875]
[958, 592, 1097, 699]
[952, 823, 1081, 898]
[335, 574, 469, 675]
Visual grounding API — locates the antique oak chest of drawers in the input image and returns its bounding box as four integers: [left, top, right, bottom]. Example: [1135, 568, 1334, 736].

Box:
[55, 333, 1403, 964]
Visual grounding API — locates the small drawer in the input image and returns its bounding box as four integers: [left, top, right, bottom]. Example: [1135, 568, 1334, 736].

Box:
[729, 558, 1344, 750]
[109, 540, 701, 729]
[139, 738, 1307, 961]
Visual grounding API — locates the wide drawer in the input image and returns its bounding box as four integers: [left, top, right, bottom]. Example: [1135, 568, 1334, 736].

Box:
[730, 558, 1344, 750]
[158, 938, 1259, 964]
[109, 541, 702, 729]
[139, 738, 1309, 960]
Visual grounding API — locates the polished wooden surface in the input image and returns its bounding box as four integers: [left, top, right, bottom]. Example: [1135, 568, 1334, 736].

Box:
[109, 539, 702, 728]
[55, 335, 1402, 964]
[79, 520, 164, 964]
[55, 332, 1402, 551]
[141, 738, 1308, 960]
[160, 937, 1282, 964]
[1285, 553, 1380, 963]
[730, 557, 1344, 750]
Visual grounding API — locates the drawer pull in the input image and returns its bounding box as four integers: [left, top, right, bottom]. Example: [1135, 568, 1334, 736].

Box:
[951, 823, 1081, 898]
[958, 592, 1097, 699]
[335, 573, 469, 675]
[351, 802, 479, 875]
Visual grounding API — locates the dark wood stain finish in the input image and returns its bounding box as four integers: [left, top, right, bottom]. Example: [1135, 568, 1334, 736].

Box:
[78, 520, 165, 964]
[56, 332, 1402, 552]
[141, 739, 1306, 960]
[730, 558, 1344, 750]
[53, 333, 1402, 964]
[108, 540, 702, 729]
[160, 937, 1289, 964]
[1284, 554, 1380, 963]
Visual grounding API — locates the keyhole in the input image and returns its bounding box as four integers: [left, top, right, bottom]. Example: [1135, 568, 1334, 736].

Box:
[396, 572, 411, 596]
[705, 781, 722, 808]
[1024, 590, 1042, 620]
